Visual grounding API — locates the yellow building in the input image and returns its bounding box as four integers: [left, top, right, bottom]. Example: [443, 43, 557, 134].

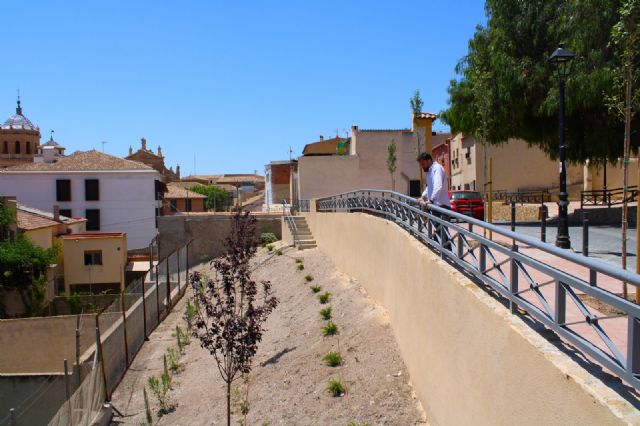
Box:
[61, 232, 127, 294]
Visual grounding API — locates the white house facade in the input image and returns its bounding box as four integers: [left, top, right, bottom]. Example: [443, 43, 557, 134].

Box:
[0, 150, 162, 249]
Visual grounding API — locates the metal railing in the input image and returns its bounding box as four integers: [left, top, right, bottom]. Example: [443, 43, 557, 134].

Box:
[282, 200, 299, 245]
[493, 189, 550, 205]
[581, 185, 638, 208]
[298, 199, 311, 213]
[316, 189, 640, 390]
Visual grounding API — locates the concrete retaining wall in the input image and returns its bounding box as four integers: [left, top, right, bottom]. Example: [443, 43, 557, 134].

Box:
[303, 211, 640, 425]
[158, 214, 281, 265]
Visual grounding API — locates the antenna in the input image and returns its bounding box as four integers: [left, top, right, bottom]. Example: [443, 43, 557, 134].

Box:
[194, 153, 197, 175]
[289, 146, 293, 162]
[101, 141, 107, 152]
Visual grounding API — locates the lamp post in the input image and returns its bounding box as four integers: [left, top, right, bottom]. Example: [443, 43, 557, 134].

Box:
[548, 44, 575, 249]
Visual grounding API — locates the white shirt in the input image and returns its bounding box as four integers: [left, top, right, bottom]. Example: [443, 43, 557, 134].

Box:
[422, 162, 451, 207]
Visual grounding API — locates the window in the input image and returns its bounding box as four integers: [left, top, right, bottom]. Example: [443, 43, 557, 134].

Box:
[85, 179, 100, 201]
[85, 209, 100, 231]
[56, 179, 72, 201]
[59, 209, 72, 218]
[2, 141, 7, 154]
[169, 199, 177, 212]
[14, 141, 20, 154]
[84, 250, 103, 266]
[185, 198, 192, 212]
[26, 142, 31, 154]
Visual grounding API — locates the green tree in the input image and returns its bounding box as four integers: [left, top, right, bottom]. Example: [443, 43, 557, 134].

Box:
[409, 89, 424, 114]
[441, 0, 635, 163]
[607, 0, 640, 291]
[190, 184, 229, 211]
[387, 139, 397, 191]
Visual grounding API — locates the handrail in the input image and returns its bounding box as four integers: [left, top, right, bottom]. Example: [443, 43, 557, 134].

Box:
[282, 200, 299, 245]
[581, 185, 638, 208]
[316, 189, 640, 390]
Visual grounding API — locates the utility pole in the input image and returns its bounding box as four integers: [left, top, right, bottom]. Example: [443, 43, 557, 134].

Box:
[101, 141, 107, 153]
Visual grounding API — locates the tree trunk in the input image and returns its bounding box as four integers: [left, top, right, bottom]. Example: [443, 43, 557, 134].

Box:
[622, 65, 632, 298]
[227, 380, 231, 426]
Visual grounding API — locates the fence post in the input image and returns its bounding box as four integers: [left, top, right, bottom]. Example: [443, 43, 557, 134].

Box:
[95, 322, 110, 401]
[457, 232, 464, 259]
[75, 315, 81, 386]
[541, 205, 547, 243]
[9, 408, 15, 426]
[582, 211, 589, 257]
[120, 293, 130, 367]
[510, 245, 519, 314]
[627, 316, 640, 376]
[510, 201, 516, 232]
[176, 250, 181, 293]
[154, 264, 161, 323]
[479, 244, 486, 274]
[555, 281, 566, 326]
[63, 359, 72, 425]
[166, 259, 172, 308]
[142, 279, 148, 341]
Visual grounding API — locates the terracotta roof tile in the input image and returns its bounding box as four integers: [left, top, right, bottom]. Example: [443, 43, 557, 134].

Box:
[2, 150, 155, 172]
[165, 183, 206, 199]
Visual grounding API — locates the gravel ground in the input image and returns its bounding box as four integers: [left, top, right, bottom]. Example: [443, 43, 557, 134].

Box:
[112, 243, 427, 426]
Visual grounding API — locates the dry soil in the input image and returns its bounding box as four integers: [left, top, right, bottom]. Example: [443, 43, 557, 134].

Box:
[111, 243, 427, 426]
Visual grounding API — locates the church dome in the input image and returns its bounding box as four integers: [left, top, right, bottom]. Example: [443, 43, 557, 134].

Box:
[1, 98, 39, 132]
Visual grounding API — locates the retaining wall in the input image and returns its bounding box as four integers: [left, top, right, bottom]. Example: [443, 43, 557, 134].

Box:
[303, 210, 640, 425]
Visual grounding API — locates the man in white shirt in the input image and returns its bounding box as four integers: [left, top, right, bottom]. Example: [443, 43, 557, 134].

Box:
[416, 152, 452, 249]
[416, 152, 451, 208]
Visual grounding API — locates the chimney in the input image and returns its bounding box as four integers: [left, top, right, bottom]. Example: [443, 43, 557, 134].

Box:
[53, 205, 60, 222]
[319, 135, 324, 141]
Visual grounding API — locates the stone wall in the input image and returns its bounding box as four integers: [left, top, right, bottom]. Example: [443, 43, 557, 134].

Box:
[158, 213, 281, 265]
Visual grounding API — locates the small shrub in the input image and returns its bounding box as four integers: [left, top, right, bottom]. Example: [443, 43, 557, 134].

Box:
[322, 321, 338, 336]
[261, 232, 278, 246]
[266, 244, 274, 252]
[295, 258, 303, 264]
[347, 422, 370, 426]
[311, 285, 322, 293]
[276, 249, 283, 256]
[148, 375, 173, 416]
[297, 264, 305, 271]
[185, 300, 197, 330]
[143, 387, 153, 424]
[163, 355, 172, 387]
[319, 306, 332, 320]
[323, 351, 343, 367]
[318, 291, 331, 304]
[326, 378, 346, 397]
[166, 347, 180, 373]
[304, 274, 314, 282]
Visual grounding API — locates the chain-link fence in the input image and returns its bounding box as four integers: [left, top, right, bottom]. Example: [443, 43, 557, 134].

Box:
[0, 242, 191, 426]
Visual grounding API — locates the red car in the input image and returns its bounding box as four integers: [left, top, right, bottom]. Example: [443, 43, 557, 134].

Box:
[449, 190, 485, 220]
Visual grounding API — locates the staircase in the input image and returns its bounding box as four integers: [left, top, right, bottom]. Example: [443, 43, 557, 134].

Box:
[291, 216, 316, 250]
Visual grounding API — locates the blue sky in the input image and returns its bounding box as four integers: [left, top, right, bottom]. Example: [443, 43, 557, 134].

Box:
[0, 1, 486, 175]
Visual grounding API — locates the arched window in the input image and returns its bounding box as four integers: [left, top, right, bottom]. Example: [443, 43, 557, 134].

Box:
[2, 142, 7, 154]
[26, 142, 31, 154]
[14, 141, 20, 154]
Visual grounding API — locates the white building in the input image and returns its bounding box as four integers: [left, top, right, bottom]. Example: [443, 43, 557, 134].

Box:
[0, 150, 162, 249]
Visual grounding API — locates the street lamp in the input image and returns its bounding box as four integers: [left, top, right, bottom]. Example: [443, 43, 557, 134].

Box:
[548, 44, 575, 249]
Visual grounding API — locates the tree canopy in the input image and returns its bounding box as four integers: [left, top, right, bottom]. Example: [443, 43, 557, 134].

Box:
[189, 184, 230, 211]
[440, 0, 639, 163]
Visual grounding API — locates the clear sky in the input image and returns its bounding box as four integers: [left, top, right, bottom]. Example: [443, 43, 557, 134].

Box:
[0, 1, 486, 175]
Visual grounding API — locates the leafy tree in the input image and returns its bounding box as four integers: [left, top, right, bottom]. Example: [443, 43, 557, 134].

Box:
[441, 0, 636, 163]
[387, 139, 397, 191]
[607, 0, 640, 290]
[190, 184, 229, 211]
[409, 89, 424, 114]
[188, 210, 278, 426]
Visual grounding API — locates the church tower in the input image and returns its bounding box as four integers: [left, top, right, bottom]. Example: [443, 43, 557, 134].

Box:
[0, 96, 41, 168]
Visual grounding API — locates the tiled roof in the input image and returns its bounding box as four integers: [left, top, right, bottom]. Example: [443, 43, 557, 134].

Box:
[17, 209, 58, 230]
[165, 183, 206, 199]
[1, 150, 155, 172]
[16, 204, 85, 231]
[414, 112, 438, 120]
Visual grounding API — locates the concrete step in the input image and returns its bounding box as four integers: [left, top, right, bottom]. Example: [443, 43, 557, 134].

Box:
[298, 243, 317, 250]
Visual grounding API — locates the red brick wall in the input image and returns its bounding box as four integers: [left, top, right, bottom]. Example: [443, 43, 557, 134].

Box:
[271, 164, 291, 185]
